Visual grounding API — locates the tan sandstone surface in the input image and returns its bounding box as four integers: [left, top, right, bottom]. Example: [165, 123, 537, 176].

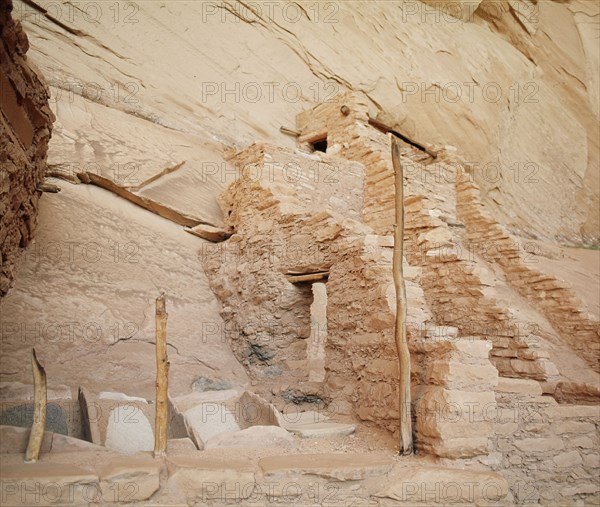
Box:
[9, 0, 600, 244]
[1, 1, 599, 506]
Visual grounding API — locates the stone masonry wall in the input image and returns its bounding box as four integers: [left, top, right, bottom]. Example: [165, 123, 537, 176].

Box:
[201, 143, 430, 434]
[325, 234, 432, 430]
[491, 378, 599, 505]
[201, 143, 368, 382]
[0, 0, 54, 296]
[455, 171, 600, 373]
[204, 141, 500, 457]
[296, 92, 557, 381]
[412, 336, 498, 459]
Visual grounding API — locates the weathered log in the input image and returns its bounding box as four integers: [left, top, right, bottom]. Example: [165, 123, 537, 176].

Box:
[36, 182, 61, 193]
[370, 118, 437, 158]
[280, 126, 301, 136]
[25, 348, 47, 463]
[154, 293, 169, 458]
[286, 271, 329, 283]
[391, 135, 414, 455]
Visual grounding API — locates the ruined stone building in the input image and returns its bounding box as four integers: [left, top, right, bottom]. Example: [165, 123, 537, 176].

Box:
[1, 0, 599, 505]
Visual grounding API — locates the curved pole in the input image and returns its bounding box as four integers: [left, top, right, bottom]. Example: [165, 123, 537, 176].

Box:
[391, 135, 414, 455]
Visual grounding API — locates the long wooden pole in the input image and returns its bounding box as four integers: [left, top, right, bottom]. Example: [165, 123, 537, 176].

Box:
[25, 348, 47, 462]
[391, 135, 414, 455]
[154, 293, 169, 458]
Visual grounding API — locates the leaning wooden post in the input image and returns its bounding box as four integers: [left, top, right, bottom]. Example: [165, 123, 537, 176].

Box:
[25, 348, 47, 463]
[154, 293, 169, 458]
[391, 135, 414, 455]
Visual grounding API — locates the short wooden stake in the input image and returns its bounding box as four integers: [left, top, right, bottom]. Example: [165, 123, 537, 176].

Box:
[154, 293, 169, 458]
[25, 348, 47, 463]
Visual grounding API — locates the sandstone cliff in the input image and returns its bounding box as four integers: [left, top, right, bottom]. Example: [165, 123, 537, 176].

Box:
[0, 0, 54, 295]
[9, 0, 599, 245]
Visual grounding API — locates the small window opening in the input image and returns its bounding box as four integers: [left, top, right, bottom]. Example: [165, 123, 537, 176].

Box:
[311, 137, 328, 153]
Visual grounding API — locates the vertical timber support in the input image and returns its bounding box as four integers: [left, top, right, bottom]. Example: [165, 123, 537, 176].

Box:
[391, 135, 414, 455]
[154, 293, 169, 458]
[25, 348, 47, 463]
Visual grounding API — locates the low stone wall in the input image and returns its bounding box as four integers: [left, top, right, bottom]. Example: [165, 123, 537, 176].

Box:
[491, 378, 600, 505]
[0, 0, 54, 296]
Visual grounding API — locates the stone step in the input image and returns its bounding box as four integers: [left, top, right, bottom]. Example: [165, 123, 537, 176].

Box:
[279, 409, 328, 427]
[259, 453, 393, 481]
[97, 457, 160, 502]
[496, 377, 543, 396]
[204, 425, 295, 449]
[284, 422, 356, 439]
[545, 404, 600, 419]
[553, 380, 600, 404]
[165, 456, 256, 502]
[166, 437, 197, 455]
[375, 466, 509, 503]
[0, 456, 160, 505]
[0, 463, 98, 507]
